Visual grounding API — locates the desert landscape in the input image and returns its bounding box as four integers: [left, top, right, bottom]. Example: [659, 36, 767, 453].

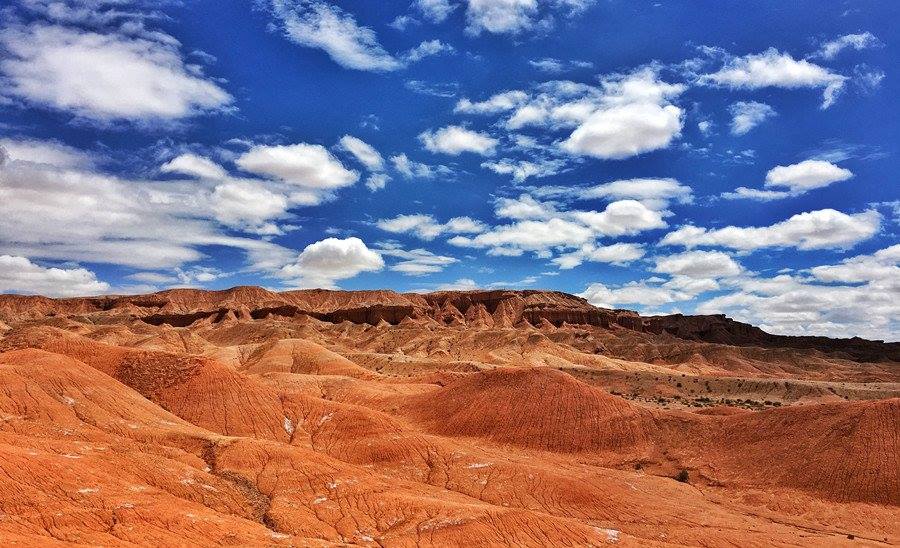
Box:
[0, 287, 895, 546]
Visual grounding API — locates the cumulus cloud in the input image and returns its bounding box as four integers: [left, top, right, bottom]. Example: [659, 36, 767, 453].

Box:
[160, 153, 227, 179]
[528, 57, 593, 73]
[559, 68, 686, 159]
[267, 1, 452, 70]
[419, 125, 498, 156]
[661, 208, 881, 251]
[0, 137, 303, 270]
[0, 137, 95, 169]
[445, 67, 685, 162]
[579, 280, 688, 309]
[563, 102, 683, 159]
[338, 135, 385, 171]
[809, 244, 899, 284]
[481, 158, 565, 182]
[697, 250, 899, 340]
[570, 200, 667, 236]
[210, 181, 289, 235]
[722, 159, 853, 202]
[447, 195, 667, 259]
[376, 214, 486, 240]
[267, 0, 402, 71]
[698, 48, 847, 109]
[720, 187, 793, 202]
[464, 0, 539, 35]
[764, 159, 853, 192]
[0, 23, 231, 123]
[415, 0, 459, 23]
[402, 39, 455, 63]
[389, 153, 452, 179]
[580, 177, 693, 210]
[461, 0, 595, 36]
[279, 237, 384, 288]
[810, 32, 882, 60]
[378, 245, 458, 275]
[728, 101, 776, 135]
[552, 242, 645, 269]
[455, 91, 529, 115]
[236, 143, 359, 189]
[0, 255, 110, 297]
[652, 250, 742, 279]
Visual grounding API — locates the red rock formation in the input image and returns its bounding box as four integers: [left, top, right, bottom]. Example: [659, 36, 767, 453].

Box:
[0, 287, 898, 545]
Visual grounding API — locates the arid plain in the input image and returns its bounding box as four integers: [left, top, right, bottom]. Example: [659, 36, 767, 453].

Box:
[0, 287, 896, 546]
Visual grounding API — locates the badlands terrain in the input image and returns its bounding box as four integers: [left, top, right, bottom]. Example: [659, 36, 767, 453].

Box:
[0, 286, 896, 546]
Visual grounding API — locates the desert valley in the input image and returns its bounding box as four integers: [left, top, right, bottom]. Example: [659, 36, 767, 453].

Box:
[0, 287, 895, 546]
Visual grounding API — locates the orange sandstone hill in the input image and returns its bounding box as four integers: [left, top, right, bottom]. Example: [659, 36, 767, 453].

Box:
[0, 287, 897, 546]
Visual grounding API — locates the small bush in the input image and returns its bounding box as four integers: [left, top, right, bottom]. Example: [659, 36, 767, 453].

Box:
[675, 470, 689, 483]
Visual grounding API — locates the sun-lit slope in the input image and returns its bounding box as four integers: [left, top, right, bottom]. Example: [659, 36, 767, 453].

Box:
[0, 287, 897, 546]
[400, 367, 659, 454]
[0, 326, 290, 440]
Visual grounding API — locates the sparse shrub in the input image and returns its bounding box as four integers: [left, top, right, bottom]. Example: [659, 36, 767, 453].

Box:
[675, 470, 689, 483]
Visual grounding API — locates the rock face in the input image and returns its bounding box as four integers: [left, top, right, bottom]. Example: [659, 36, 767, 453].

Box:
[646, 313, 899, 362]
[0, 286, 898, 546]
[1, 287, 895, 361]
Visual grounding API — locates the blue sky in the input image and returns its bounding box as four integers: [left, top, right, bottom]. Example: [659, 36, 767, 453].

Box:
[0, 0, 897, 340]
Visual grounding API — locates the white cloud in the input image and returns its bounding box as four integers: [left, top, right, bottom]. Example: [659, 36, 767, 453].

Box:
[455, 90, 529, 114]
[563, 102, 683, 159]
[552, 242, 645, 269]
[0, 137, 296, 270]
[579, 280, 686, 309]
[721, 159, 853, 202]
[210, 181, 289, 234]
[419, 125, 498, 156]
[464, 0, 539, 35]
[481, 158, 565, 182]
[436, 277, 479, 290]
[728, 101, 776, 135]
[379, 246, 458, 275]
[415, 0, 459, 23]
[811, 32, 882, 60]
[449, 217, 594, 255]
[376, 214, 486, 240]
[160, 153, 227, 179]
[0, 137, 95, 169]
[580, 177, 693, 210]
[267, 0, 402, 71]
[0, 23, 231, 122]
[559, 68, 686, 159]
[0, 255, 109, 297]
[698, 48, 847, 109]
[528, 57, 592, 73]
[279, 237, 384, 288]
[388, 15, 417, 32]
[402, 39, 455, 63]
[697, 258, 899, 340]
[720, 187, 792, 202]
[570, 200, 667, 236]
[494, 194, 558, 220]
[364, 173, 391, 191]
[236, 143, 359, 189]
[338, 135, 384, 171]
[653, 250, 742, 279]
[454, 68, 684, 161]
[450, 195, 666, 259]
[764, 159, 853, 192]
[389, 153, 452, 179]
[809, 244, 900, 284]
[661, 209, 881, 251]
